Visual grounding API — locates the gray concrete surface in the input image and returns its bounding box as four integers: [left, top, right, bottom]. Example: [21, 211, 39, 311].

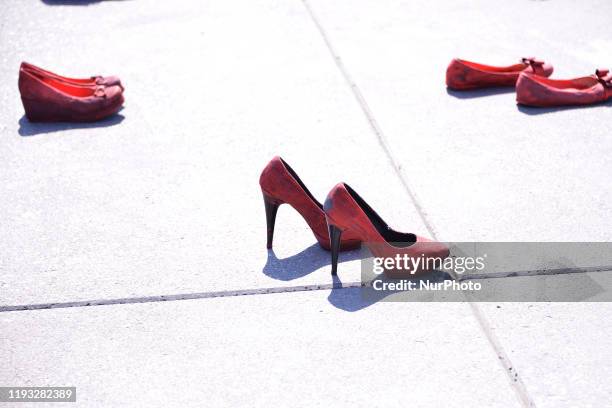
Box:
[304, 2, 612, 405]
[0, 0, 611, 407]
[0, 0, 428, 305]
[0, 292, 521, 407]
[309, 0, 612, 242]
[480, 302, 612, 408]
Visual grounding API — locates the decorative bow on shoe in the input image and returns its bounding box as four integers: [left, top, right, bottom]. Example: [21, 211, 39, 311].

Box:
[521, 57, 545, 68]
[94, 87, 108, 98]
[596, 69, 612, 87]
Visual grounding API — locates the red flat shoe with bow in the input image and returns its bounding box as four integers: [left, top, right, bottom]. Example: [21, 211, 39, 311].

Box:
[259, 157, 361, 251]
[19, 67, 124, 122]
[516, 69, 612, 107]
[21, 62, 123, 91]
[446, 57, 553, 90]
[324, 183, 449, 278]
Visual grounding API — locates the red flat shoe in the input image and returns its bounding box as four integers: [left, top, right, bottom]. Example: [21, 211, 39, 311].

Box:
[516, 69, 612, 107]
[446, 57, 553, 90]
[259, 157, 361, 251]
[19, 67, 124, 122]
[21, 62, 123, 91]
[324, 183, 449, 278]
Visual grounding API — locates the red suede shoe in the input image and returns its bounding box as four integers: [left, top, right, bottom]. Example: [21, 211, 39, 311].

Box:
[324, 183, 449, 278]
[19, 68, 124, 122]
[446, 57, 553, 90]
[516, 69, 612, 107]
[259, 157, 361, 251]
[21, 62, 123, 91]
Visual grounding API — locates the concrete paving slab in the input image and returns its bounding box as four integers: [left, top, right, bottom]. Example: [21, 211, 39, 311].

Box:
[0, 290, 521, 407]
[307, 0, 612, 241]
[0, 0, 429, 306]
[303, 2, 612, 405]
[480, 301, 612, 408]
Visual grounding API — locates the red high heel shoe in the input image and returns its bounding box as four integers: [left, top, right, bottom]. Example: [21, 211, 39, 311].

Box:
[19, 67, 124, 122]
[446, 57, 553, 90]
[259, 157, 361, 251]
[21, 62, 123, 91]
[324, 183, 449, 278]
[516, 69, 612, 107]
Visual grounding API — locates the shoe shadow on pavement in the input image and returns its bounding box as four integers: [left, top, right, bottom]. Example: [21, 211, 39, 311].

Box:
[327, 275, 381, 312]
[18, 113, 124, 137]
[263, 244, 362, 281]
[263, 245, 454, 311]
[446, 87, 515, 99]
[517, 99, 612, 115]
[328, 270, 453, 312]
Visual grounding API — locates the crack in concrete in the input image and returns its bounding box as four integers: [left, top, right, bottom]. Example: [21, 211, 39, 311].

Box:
[300, 1, 538, 406]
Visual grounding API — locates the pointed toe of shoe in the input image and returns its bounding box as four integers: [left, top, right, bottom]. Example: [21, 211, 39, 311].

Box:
[413, 236, 450, 268]
[419, 237, 450, 260]
[432, 241, 450, 260]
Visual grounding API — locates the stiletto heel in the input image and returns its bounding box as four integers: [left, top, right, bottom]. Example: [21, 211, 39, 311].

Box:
[263, 194, 281, 249]
[324, 183, 450, 278]
[259, 157, 361, 251]
[328, 223, 343, 275]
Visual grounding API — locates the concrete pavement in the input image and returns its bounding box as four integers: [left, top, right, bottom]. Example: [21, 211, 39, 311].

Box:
[1, 0, 611, 406]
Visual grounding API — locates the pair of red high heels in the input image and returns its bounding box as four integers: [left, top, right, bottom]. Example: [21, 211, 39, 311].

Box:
[446, 57, 612, 107]
[18, 62, 125, 122]
[259, 157, 449, 278]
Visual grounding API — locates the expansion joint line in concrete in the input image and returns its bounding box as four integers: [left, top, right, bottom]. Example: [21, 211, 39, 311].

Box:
[299, 1, 537, 406]
[0, 282, 366, 313]
[2, 266, 609, 313]
[299, 0, 437, 241]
